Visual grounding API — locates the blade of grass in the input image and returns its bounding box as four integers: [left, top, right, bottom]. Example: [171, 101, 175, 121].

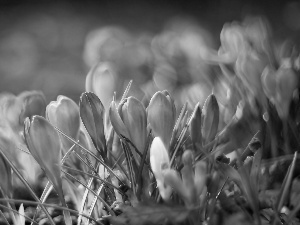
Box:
[54, 126, 124, 185]
[120, 80, 133, 103]
[0, 148, 56, 225]
[170, 105, 198, 167]
[61, 165, 125, 195]
[86, 184, 104, 225]
[63, 171, 115, 216]
[275, 151, 297, 212]
[0, 199, 104, 225]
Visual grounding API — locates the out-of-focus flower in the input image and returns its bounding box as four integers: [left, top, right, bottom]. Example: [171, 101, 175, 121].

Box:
[83, 26, 131, 67]
[46, 95, 80, 150]
[262, 64, 299, 119]
[86, 62, 116, 110]
[219, 22, 245, 63]
[0, 93, 22, 129]
[18, 90, 47, 125]
[118, 97, 147, 153]
[147, 91, 176, 150]
[150, 137, 172, 201]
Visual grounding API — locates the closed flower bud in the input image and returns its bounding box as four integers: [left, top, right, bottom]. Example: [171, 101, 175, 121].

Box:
[24, 116, 72, 225]
[150, 137, 172, 200]
[46, 95, 80, 150]
[24, 116, 62, 191]
[189, 102, 202, 150]
[80, 92, 107, 160]
[202, 94, 219, 145]
[109, 100, 130, 140]
[118, 97, 147, 153]
[147, 91, 176, 150]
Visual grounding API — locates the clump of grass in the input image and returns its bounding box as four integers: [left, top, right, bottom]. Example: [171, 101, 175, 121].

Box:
[0, 16, 300, 225]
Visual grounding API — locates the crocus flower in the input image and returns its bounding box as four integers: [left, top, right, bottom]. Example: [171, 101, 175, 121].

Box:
[147, 91, 176, 150]
[46, 95, 80, 151]
[150, 137, 172, 201]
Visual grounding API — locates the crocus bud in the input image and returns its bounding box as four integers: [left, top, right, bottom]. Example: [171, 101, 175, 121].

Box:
[46, 95, 80, 150]
[202, 94, 219, 145]
[24, 116, 63, 194]
[189, 102, 202, 150]
[109, 100, 130, 140]
[147, 91, 176, 150]
[18, 90, 46, 124]
[150, 137, 172, 200]
[80, 92, 107, 160]
[24, 116, 72, 225]
[85, 62, 116, 110]
[118, 97, 147, 153]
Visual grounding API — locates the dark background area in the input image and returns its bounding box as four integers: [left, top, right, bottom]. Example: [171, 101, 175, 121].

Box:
[0, 0, 299, 102]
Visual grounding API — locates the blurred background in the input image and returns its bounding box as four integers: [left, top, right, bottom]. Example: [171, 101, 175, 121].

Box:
[0, 0, 299, 107]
